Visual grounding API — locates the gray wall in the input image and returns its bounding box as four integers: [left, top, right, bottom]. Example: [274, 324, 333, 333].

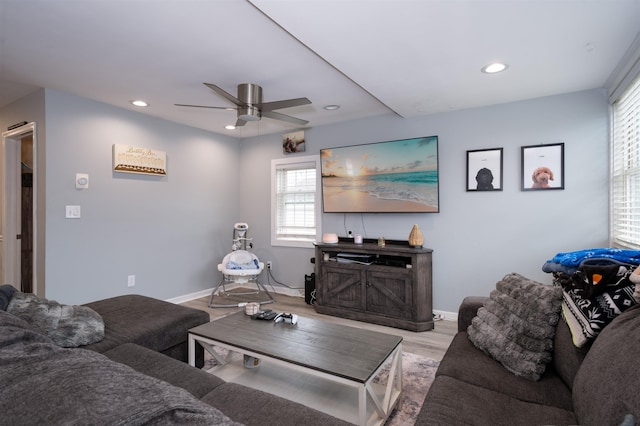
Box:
[42, 90, 240, 304]
[239, 89, 610, 313]
[0, 88, 610, 312]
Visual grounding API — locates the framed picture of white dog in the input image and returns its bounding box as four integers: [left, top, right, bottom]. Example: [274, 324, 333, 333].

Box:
[467, 148, 503, 191]
[521, 143, 564, 191]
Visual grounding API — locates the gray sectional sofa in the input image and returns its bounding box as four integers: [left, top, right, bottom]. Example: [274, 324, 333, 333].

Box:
[417, 296, 640, 426]
[0, 293, 349, 425]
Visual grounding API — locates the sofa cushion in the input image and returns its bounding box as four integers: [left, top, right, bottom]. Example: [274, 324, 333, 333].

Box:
[552, 316, 589, 390]
[104, 342, 225, 399]
[202, 382, 351, 426]
[416, 375, 577, 426]
[0, 310, 240, 426]
[573, 304, 640, 425]
[83, 294, 209, 355]
[7, 291, 104, 347]
[467, 273, 563, 381]
[437, 332, 573, 411]
[0, 284, 17, 310]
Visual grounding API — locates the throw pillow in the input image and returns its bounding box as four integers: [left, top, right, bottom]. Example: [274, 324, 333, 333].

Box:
[7, 292, 104, 347]
[0, 284, 17, 310]
[467, 273, 563, 381]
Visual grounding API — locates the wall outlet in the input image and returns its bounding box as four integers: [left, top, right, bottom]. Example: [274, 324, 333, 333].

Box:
[127, 275, 135, 287]
[266, 261, 273, 270]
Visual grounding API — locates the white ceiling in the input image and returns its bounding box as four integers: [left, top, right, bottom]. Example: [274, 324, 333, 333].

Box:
[1, 0, 639, 138]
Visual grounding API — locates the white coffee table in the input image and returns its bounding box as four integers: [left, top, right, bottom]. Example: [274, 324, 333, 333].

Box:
[188, 311, 403, 426]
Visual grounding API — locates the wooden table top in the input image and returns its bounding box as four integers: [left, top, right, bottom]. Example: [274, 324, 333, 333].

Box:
[189, 311, 403, 383]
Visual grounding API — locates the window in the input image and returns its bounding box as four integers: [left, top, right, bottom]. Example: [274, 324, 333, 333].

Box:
[271, 155, 321, 248]
[611, 71, 640, 248]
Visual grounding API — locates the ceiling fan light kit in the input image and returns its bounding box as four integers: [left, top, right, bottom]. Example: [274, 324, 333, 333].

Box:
[176, 83, 311, 127]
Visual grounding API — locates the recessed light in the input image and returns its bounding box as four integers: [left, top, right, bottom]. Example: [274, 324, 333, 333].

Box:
[225, 125, 236, 130]
[481, 63, 508, 74]
[131, 100, 148, 107]
[323, 104, 340, 111]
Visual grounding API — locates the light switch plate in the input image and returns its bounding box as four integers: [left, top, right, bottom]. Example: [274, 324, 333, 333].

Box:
[65, 205, 81, 218]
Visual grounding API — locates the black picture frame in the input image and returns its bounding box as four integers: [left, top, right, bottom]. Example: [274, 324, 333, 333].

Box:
[466, 148, 503, 191]
[521, 143, 564, 191]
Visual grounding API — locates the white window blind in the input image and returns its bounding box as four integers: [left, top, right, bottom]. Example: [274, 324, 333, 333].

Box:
[271, 155, 320, 247]
[612, 71, 640, 248]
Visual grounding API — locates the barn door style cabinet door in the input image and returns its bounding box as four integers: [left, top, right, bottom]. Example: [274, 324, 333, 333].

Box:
[314, 241, 433, 331]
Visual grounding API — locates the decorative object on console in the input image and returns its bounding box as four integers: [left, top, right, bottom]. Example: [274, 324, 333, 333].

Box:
[322, 232, 339, 243]
[408, 224, 424, 248]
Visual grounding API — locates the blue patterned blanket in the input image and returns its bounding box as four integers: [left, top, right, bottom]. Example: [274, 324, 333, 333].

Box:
[548, 248, 640, 268]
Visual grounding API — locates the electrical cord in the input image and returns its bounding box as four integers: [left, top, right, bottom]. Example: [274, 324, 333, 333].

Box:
[342, 212, 369, 239]
[265, 268, 304, 290]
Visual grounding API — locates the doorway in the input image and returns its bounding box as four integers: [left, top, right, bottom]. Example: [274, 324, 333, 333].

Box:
[2, 122, 37, 294]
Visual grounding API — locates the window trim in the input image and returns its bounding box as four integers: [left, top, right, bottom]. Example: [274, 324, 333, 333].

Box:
[610, 70, 640, 248]
[270, 154, 321, 248]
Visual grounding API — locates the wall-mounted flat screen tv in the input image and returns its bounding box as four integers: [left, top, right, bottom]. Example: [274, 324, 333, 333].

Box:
[320, 136, 439, 213]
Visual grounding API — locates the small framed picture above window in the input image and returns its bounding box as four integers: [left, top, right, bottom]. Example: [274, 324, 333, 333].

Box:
[466, 148, 503, 191]
[521, 143, 564, 191]
[282, 130, 305, 154]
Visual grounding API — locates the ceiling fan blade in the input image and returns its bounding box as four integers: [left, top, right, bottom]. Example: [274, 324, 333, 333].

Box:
[260, 97, 311, 112]
[174, 103, 236, 110]
[235, 118, 247, 127]
[262, 110, 309, 126]
[204, 83, 246, 107]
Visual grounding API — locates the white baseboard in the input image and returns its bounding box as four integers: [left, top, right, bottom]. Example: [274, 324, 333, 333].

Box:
[168, 286, 457, 323]
[166, 284, 305, 304]
[166, 288, 214, 304]
[167, 284, 458, 322]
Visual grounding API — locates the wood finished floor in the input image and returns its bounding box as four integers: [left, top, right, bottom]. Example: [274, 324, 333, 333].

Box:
[181, 289, 456, 361]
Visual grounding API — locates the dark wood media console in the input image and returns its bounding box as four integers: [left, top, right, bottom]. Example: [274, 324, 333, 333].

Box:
[313, 241, 433, 332]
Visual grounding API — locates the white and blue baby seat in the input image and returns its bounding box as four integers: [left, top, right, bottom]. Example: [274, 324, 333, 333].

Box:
[208, 223, 274, 308]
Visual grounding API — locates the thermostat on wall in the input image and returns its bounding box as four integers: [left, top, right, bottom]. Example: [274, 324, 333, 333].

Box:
[76, 173, 89, 189]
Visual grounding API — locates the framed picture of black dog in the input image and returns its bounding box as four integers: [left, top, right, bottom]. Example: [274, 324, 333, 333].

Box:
[521, 143, 564, 191]
[467, 148, 503, 191]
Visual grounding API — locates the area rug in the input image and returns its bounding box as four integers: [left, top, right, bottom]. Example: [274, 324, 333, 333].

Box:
[203, 350, 439, 425]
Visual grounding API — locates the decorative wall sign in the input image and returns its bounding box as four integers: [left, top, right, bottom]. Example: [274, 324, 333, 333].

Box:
[112, 144, 167, 176]
[466, 148, 503, 191]
[282, 130, 305, 153]
[521, 143, 564, 190]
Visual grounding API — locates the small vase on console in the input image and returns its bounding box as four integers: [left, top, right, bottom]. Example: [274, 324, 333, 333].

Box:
[408, 224, 424, 248]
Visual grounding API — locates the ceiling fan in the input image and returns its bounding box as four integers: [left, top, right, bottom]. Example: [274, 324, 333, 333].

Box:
[175, 83, 311, 127]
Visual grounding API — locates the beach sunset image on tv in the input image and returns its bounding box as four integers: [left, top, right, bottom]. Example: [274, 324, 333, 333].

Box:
[320, 136, 439, 213]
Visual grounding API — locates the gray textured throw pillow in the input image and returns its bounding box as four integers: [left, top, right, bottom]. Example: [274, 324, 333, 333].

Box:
[468, 273, 563, 381]
[7, 292, 104, 347]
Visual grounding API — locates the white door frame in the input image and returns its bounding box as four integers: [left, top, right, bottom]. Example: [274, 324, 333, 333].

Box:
[2, 122, 37, 293]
